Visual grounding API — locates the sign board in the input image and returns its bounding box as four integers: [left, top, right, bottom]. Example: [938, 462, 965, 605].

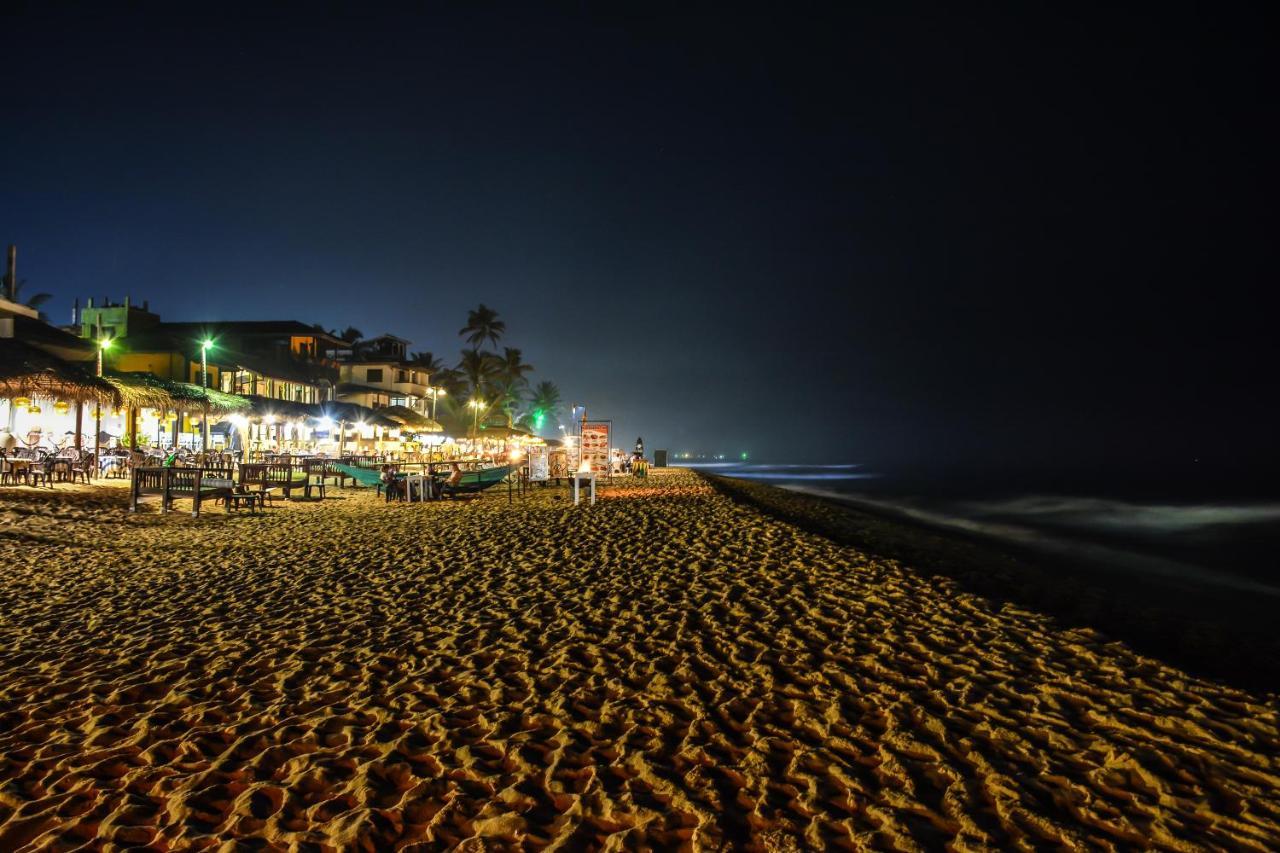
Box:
[581, 421, 611, 475]
[549, 448, 571, 479]
[527, 444, 549, 482]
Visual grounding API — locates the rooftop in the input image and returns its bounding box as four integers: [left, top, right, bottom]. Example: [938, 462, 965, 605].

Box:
[154, 321, 346, 345]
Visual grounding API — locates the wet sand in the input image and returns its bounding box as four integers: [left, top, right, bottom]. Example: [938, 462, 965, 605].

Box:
[1, 469, 1277, 849]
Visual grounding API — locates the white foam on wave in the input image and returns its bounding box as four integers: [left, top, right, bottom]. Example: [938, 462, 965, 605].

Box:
[771, 483, 1280, 599]
[685, 463, 864, 471]
[731, 472, 878, 481]
[959, 495, 1280, 532]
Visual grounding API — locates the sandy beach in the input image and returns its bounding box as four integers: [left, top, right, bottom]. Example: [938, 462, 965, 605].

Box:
[1, 469, 1278, 850]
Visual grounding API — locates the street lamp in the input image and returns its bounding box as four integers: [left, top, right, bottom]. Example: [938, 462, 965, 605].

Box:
[468, 398, 484, 437]
[200, 339, 214, 452]
[94, 337, 112, 475]
[429, 386, 445, 421]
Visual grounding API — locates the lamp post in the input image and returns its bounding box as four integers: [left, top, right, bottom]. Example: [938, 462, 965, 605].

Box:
[429, 386, 445, 421]
[200, 339, 213, 452]
[469, 399, 484, 439]
[95, 337, 112, 475]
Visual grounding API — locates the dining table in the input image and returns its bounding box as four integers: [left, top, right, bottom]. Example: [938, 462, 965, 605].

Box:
[5, 457, 32, 483]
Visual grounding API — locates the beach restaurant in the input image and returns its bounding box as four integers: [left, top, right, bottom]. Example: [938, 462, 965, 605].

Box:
[2, 347, 443, 466]
[3, 295, 516, 469]
[0, 338, 117, 451]
[232, 397, 409, 457]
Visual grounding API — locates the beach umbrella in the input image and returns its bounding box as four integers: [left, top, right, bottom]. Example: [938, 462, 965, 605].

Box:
[376, 405, 443, 433]
[0, 339, 118, 404]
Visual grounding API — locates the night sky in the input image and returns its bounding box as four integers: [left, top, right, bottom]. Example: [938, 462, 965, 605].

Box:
[3, 4, 1274, 483]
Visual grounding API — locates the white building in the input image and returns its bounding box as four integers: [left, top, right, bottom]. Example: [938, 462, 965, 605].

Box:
[334, 335, 432, 414]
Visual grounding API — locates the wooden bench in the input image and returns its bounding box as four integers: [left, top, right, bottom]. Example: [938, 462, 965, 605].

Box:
[239, 462, 319, 503]
[304, 458, 350, 490]
[130, 466, 237, 517]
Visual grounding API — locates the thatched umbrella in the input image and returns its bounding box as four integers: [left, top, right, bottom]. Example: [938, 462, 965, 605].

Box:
[323, 401, 398, 428]
[102, 371, 176, 411]
[310, 401, 398, 456]
[0, 339, 118, 455]
[104, 372, 252, 450]
[165, 381, 252, 415]
[0, 339, 117, 404]
[376, 405, 443, 433]
[474, 424, 531, 440]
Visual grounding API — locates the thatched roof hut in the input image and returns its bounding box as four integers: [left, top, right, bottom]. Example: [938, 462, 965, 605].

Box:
[377, 405, 443, 433]
[241, 395, 317, 422]
[318, 401, 398, 429]
[0, 339, 117, 403]
[101, 371, 176, 410]
[473, 424, 532, 440]
[167, 382, 251, 414]
[239, 396, 398, 429]
[105, 372, 252, 414]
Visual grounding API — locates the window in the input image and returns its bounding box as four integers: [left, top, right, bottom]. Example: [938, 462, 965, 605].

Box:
[396, 370, 409, 383]
[366, 368, 383, 383]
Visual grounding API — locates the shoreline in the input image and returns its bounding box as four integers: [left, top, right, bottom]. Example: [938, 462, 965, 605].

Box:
[702, 472, 1280, 696]
[2, 470, 1278, 848]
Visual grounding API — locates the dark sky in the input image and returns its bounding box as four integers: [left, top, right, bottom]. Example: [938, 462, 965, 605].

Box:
[3, 3, 1274, 479]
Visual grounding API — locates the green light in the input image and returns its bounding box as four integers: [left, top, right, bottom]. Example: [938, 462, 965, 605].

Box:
[533, 410, 545, 429]
[99, 338, 113, 350]
[201, 339, 214, 351]
[741, 452, 748, 461]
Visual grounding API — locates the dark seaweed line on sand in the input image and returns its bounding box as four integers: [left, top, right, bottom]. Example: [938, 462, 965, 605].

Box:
[699, 472, 1280, 698]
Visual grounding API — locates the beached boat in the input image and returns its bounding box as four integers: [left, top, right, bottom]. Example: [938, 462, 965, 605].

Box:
[331, 462, 515, 495]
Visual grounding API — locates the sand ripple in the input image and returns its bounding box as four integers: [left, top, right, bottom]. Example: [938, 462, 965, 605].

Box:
[1, 471, 1278, 849]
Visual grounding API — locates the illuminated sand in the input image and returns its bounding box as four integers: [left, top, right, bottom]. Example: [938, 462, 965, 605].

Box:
[1, 470, 1277, 849]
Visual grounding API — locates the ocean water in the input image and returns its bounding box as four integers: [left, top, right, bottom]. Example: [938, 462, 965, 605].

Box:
[693, 463, 1280, 597]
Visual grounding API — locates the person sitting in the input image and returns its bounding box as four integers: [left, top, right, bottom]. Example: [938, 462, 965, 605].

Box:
[439, 462, 464, 498]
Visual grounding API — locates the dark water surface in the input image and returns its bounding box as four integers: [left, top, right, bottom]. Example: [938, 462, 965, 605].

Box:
[692, 463, 1280, 596]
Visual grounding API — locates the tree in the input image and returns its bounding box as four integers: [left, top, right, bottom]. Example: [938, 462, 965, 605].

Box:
[409, 351, 444, 374]
[457, 348, 499, 400]
[459, 304, 505, 349]
[339, 326, 363, 344]
[431, 365, 468, 398]
[496, 347, 533, 390]
[1, 272, 52, 321]
[491, 347, 534, 428]
[526, 380, 562, 433]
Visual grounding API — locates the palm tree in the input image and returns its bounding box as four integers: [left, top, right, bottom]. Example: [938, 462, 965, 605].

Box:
[457, 348, 499, 400]
[431, 365, 468, 399]
[409, 351, 446, 390]
[409, 351, 445, 374]
[1, 273, 52, 321]
[491, 385, 521, 428]
[459, 304, 506, 349]
[526, 381, 562, 432]
[496, 347, 534, 390]
[339, 326, 363, 344]
[491, 348, 534, 428]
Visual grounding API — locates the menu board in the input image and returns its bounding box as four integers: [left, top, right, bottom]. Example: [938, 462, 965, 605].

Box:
[527, 445, 549, 482]
[549, 448, 571, 479]
[581, 421, 611, 474]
